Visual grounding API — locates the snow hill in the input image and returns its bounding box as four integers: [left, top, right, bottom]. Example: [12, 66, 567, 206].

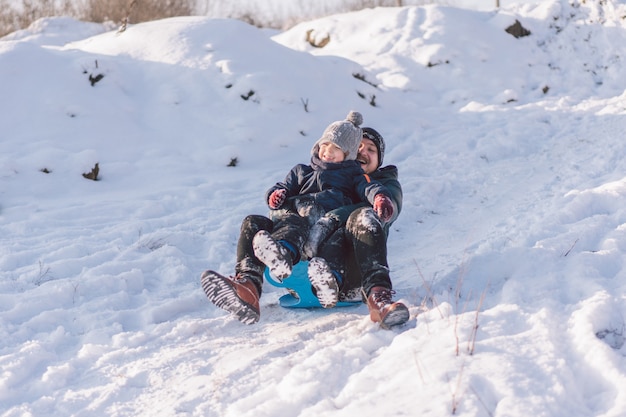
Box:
[1, 1, 626, 416]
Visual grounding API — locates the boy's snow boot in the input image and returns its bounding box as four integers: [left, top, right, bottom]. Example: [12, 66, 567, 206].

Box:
[200, 270, 260, 324]
[307, 257, 339, 308]
[366, 286, 409, 329]
[252, 230, 294, 280]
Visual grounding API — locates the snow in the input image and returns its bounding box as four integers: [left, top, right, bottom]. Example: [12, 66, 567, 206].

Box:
[1, 0, 626, 415]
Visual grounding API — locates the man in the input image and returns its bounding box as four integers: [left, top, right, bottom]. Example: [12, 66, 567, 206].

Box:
[200, 127, 408, 328]
[305, 127, 408, 328]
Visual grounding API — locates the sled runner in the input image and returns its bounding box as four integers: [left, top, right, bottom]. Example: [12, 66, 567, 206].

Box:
[264, 261, 361, 308]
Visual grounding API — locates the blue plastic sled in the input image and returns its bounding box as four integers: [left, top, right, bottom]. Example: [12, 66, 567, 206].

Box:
[264, 261, 361, 308]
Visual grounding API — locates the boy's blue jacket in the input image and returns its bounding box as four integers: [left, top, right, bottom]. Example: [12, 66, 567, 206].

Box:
[265, 154, 392, 213]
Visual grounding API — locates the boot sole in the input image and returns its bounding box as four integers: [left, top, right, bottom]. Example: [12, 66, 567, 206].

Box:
[200, 270, 260, 325]
[252, 230, 292, 280]
[308, 257, 339, 308]
[380, 303, 410, 329]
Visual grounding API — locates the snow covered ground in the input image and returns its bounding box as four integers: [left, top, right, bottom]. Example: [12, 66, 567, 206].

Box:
[1, 0, 626, 416]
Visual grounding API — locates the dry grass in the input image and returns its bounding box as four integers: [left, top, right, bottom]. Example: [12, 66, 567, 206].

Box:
[0, 0, 194, 37]
[0, 0, 444, 38]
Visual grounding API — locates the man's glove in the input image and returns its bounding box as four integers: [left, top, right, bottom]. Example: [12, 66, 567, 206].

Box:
[373, 194, 393, 222]
[303, 216, 340, 259]
[268, 189, 287, 209]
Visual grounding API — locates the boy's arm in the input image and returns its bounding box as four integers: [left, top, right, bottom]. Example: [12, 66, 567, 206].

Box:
[265, 164, 308, 208]
[325, 171, 402, 226]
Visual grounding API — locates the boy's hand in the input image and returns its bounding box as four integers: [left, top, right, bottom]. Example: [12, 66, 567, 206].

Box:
[268, 189, 287, 209]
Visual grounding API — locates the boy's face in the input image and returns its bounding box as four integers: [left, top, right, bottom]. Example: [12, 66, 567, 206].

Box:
[357, 138, 379, 174]
[318, 142, 346, 163]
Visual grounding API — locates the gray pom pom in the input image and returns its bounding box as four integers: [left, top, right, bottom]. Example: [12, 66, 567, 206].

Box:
[346, 111, 363, 127]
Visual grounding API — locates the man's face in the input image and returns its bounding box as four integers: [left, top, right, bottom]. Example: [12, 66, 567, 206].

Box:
[357, 138, 379, 174]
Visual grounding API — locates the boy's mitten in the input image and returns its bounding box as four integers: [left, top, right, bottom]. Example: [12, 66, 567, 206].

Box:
[303, 215, 340, 259]
[268, 189, 287, 209]
[373, 194, 393, 222]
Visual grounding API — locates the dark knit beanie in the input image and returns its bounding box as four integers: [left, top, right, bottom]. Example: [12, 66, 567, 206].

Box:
[312, 111, 363, 160]
[362, 127, 385, 168]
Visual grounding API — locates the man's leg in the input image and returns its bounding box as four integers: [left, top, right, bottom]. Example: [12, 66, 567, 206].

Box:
[201, 215, 273, 324]
[345, 207, 392, 294]
[345, 207, 409, 328]
[236, 215, 274, 293]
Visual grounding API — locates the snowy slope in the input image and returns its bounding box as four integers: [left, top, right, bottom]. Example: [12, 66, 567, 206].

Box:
[1, 1, 626, 416]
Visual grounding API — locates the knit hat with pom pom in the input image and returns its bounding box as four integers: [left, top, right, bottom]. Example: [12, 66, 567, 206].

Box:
[311, 111, 363, 161]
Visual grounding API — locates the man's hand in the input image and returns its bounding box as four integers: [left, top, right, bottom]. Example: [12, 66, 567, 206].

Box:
[268, 189, 287, 209]
[373, 194, 393, 222]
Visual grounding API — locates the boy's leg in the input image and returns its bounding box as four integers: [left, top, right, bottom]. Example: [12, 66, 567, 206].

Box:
[253, 211, 308, 280]
[269, 211, 309, 256]
[311, 228, 349, 306]
[307, 257, 340, 308]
